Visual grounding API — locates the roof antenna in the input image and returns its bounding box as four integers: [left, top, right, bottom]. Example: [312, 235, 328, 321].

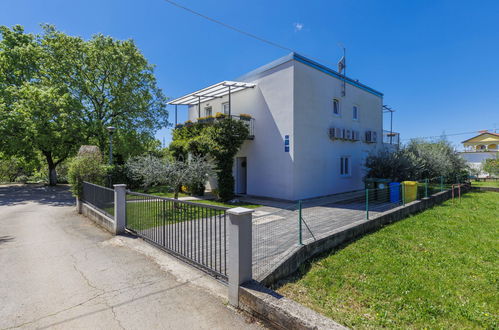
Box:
[337, 43, 346, 97]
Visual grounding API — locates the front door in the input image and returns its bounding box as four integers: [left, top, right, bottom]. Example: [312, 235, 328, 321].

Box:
[236, 157, 247, 194]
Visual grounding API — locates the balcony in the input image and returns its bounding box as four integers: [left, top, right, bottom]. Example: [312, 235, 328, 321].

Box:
[462, 145, 498, 153]
[383, 130, 400, 146]
[175, 114, 255, 140]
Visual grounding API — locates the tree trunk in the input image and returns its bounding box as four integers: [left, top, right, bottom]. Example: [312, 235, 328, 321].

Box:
[43, 151, 58, 186]
[49, 166, 57, 186]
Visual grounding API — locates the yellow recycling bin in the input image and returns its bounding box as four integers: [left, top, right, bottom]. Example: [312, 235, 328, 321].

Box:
[402, 181, 418, 204]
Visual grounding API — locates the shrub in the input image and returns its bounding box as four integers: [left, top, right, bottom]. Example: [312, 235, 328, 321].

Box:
[365, 139, 469, 183]
[170, 117, 249, 201]
[67, 153, 107, 197]
[204, 118, 249, 201]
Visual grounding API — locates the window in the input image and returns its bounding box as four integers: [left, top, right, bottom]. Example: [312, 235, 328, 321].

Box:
[340, 156, 351, 176]
[333, 99, 340, 115]
[353, 106, 359, 120]
[222, 102, 230, 115]
[204, 106, 212, 117]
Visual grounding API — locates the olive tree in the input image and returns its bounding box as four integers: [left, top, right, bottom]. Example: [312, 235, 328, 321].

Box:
[126, 154, 214, 199]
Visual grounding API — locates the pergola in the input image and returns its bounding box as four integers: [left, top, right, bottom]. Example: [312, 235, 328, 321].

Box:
[168, 81, 256, 124]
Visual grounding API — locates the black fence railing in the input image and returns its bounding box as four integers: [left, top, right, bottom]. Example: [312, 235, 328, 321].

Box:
[81, 182, 115, 218]
[125, 191, 229, 280]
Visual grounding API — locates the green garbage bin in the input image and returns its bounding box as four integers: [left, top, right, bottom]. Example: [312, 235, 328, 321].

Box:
[365, 178, 392, 201]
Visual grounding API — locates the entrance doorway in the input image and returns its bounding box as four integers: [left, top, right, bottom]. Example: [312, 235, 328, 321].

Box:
[236, 157, 247, 194]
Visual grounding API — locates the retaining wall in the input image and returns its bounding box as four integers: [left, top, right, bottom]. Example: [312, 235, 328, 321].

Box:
[79, 199, 116, 233]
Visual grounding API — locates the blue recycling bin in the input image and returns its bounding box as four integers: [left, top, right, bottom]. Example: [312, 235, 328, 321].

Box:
[389, 182, 401, 203]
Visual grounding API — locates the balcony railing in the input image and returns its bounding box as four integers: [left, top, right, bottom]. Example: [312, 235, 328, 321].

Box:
[230, 115, 255, 139]
[176, 115, 255, 140]
[383, 130, 400, 145]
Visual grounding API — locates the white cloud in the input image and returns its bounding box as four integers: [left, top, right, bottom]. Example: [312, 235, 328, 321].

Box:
[293, 22, 304, 32]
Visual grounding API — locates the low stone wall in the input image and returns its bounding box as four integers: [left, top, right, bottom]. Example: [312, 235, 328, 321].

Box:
[473, 186, 499, 192]
[261, 185, 471, 287]
[79, 200, 116, 234]
[239, 280, 346, 330]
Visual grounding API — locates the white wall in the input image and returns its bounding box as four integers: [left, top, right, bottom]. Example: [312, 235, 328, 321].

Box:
[292, 60, 383, 199]
[186, 58, 384, 201]
[459, 151, 498, 178]
[188, 60, 296, 200]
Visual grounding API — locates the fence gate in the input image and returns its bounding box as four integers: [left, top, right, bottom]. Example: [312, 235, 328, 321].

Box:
[125, 191, 228, 280]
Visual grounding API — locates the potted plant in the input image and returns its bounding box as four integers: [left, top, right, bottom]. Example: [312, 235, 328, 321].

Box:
[215, 112, 226, 120]
[184, 120, 193, 127]
[239, 113, 252, 121]
[204, 115, 215, 123]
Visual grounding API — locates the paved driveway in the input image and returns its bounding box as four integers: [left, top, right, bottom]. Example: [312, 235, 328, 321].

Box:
[0, 185, 262, 330]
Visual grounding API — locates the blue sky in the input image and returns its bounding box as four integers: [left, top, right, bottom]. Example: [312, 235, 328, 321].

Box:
[1, 0, 498, 149]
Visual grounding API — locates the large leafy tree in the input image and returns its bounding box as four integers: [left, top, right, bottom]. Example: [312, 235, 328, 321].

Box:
[0, 25, 168, 185]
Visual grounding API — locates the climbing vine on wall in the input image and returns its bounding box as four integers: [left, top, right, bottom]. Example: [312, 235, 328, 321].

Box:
[170, 118, 249, 201]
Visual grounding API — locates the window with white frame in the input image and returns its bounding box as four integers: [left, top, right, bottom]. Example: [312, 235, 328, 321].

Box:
[222, 102, 230, 115]
[353, 106, 359, 120]
[340, 156, 351, 176]
[333, 99, 340, 116]
[204, 106, 212, 117]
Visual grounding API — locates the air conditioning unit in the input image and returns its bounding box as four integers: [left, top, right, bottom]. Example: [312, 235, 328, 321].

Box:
[328, 127, 341, 140]
[365, 130, 378, 143]
[352, 130, 359, 141]
[335, 128, 342, 139]
[341, 128, 347, 139]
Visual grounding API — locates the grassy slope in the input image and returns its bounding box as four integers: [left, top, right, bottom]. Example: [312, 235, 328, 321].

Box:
[278, 191, 499, 329]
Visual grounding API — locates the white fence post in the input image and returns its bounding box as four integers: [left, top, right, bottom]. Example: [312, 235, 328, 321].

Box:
[113, 184, 127, 235]
[227, 207, 254, 307]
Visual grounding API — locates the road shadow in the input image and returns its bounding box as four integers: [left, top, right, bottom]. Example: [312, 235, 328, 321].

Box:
[0, 235, 14, 245]
[0, 184, 75, 207]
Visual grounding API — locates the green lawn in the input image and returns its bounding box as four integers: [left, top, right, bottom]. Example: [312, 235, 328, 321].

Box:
[278, 191, 499, 329]
[133, 185, 189, 198]
[125, 200, 225, 231]
[123, 198, 261, 231]
[471, 180, 499, 188]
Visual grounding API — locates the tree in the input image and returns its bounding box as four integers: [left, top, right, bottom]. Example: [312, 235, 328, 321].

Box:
[11, 84, 85, 185]
[483, 154, 499, 177]
[0, 25, 168, 185]
[67, 150, 108, 197]
[126, 154, 214, 199]
[365, 139, 469, 183]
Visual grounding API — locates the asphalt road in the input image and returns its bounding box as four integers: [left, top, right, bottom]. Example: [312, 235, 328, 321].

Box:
[0, 184, 262, 330]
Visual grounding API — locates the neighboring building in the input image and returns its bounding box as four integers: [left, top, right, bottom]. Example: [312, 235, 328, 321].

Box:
[460, 131, 499, 178]
[169, 53, 399, 201]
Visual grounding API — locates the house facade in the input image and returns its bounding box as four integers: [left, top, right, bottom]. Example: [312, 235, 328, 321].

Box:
[170, 53, 399, 201]
[460, 131, 499, 178]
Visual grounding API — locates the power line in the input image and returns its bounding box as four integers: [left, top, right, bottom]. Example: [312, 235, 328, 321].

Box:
[162, 0, 295, 53]
[400, 128, 497, 141]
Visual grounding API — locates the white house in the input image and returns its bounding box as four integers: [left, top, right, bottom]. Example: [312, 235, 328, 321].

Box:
[459, 131, 499, 178]
[169, 53, 399, 201]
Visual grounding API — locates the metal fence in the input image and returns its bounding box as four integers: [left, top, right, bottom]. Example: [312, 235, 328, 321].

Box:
[252, 177, 456, 280]
[81, 181, 115, 218]
[125, 191, 229, 280]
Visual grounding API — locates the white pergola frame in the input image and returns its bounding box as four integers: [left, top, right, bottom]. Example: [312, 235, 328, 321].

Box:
[168, 81, 256, 123]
